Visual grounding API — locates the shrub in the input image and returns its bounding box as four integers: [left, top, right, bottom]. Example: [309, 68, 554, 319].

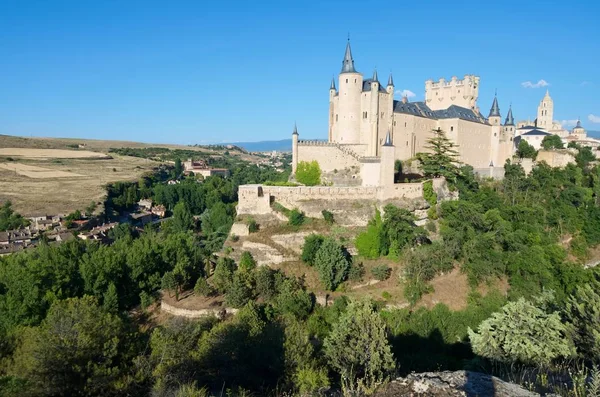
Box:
[230, 234, 239, 242]
[288, 208, 305, 226]
[356, 210, 383, 259]
[239, 251, 257, 272]
[348, 261, 365, 282]
[423, 180, 437, 206]
[426, 220, 437, 233]
[314, 238, 351, 291]
[382, 291, 392, 300]
[371, 265, 391, 281]
[246, 217, 259, 233]
[273, 202, 291, 216]
[194, 277, 213, 297]
[301, 234, 325, 266]
[296, 160, 321, 186]
[275, 277, 314, 318]
[322, 209, 334, 225]
[140, 291, 154, 309]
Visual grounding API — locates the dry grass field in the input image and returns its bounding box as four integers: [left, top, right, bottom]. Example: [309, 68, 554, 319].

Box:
[0, 151, 156, 216]
[0, 148, 110, 159]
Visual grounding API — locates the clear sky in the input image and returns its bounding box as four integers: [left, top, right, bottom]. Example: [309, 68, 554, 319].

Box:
[1, 0, 598, 144]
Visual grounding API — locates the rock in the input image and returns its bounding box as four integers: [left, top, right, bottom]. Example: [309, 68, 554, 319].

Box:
[230, 223, 250, 237]
[374, 371, 539, 397]
[241, 241, 294, 266]
[271, 231, 316, 255]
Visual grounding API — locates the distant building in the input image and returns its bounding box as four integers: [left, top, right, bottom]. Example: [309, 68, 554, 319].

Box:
[183, 159, 230, 178]
[130, 212, 153, 226]
[151, 204, 167, 218]
[138, 199, 153, 210]
[514, 129, 552, 150]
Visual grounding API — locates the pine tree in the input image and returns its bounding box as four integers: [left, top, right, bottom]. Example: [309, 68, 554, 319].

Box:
[416, 128, 460, 181]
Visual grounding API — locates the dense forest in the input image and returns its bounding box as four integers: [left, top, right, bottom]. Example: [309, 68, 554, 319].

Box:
[1, 142, 600, 396]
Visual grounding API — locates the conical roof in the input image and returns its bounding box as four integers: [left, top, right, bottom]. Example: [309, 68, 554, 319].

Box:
[340, 41, 356, 73]
[504, 105, 514, 126]
[383, 130, 393, 146]
[488, 95, 501, 118]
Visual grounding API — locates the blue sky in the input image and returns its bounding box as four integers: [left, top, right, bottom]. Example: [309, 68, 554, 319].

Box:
[0, 0, 598, 144]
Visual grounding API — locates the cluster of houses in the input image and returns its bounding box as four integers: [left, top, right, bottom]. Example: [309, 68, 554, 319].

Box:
[0, 198, 170, 257]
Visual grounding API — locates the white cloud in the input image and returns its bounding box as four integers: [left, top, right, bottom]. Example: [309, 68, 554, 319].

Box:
[521, 79, 550, 88]
[561, 119, 579, 127]
[589, 114, 600, 124]
[395, 89, 416, 98]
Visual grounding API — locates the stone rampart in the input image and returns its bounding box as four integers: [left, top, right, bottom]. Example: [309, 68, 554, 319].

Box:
[161, 300, 238, 319]
[237, 179, 447, 225]
[297, 142, 361, 172]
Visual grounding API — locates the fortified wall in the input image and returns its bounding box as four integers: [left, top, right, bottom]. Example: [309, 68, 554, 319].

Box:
[296, 140, 362, 173]
[237, 178, 451, 226]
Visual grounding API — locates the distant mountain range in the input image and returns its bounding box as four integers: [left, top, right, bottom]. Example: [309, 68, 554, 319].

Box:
[226, 139, 295, 152]
[227, 131, 600, 152]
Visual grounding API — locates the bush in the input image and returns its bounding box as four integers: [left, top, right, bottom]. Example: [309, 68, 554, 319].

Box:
[371, 265, 391, 281]
[273, 202, 291, 216]
[140, 291, 154, 309]
[423, 180, 437, 206]
[356, 210, 383, 259]
[296, 160, 321, 186]
[301, 234, 325, 266]
[239, 251, 257, 272]
[246, 217, 259, 233]
[314, 238, 351, 291]
[212, 257, 237, 294]
[348, 261, 365, 282]
[322, 209, 334, 224]
[194, 277, 213, 297]
[230, 234, 239, 242]
[382, 291, 392, 300]
[288, 208, 305, 226]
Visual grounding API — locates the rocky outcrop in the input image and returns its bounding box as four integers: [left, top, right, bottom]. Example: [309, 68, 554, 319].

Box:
[374, 371, 538, 397]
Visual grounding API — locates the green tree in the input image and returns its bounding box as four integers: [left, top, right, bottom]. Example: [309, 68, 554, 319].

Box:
[380, 205, 423, 256]
[9, 296, 124, 396]
[238, 251, 257, 272]
[255, 267, 277, 300]
[295, 160, 321, 186]
[324, 299, 395, 395]
[314, 238, 351, 291]
[468, 292, 574, 366]
[415, 128, 460, 181]
[0, 201, 29, 231]
[541, 134, 565, 150]
[371, 264, 391, 281]
[301, 234, 325, 266]
[516, 139, 537, 159]
[172, 201, 193, 232]
[103, 283, 119, 313]
[565, 282, 600, 361]
[174, 157, 183, 177]
[322, 209, 334, 224]
[211, 257, 236, 294]
[194, 277, 213, 297]
[226, 272, 253, 308]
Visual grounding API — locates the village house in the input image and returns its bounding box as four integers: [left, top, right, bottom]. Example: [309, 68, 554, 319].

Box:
[130, 211, 153, 226]
[78, 222, 119, 241]
[151, 204, 167, 218]
[183, 159, 230, 178]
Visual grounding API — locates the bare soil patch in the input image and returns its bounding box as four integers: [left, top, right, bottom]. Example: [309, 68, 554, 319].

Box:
[0, 148, 109, 159]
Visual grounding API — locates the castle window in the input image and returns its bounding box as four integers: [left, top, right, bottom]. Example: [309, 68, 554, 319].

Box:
[346, 79, 348, 83]
[494, 133, 497, 137]
[450, 126, 454, 132]
[406, 141, 408, 146]
[355, 79, 357, 83]
[336, 114, 338, 121]
[405, 122, 407, 127]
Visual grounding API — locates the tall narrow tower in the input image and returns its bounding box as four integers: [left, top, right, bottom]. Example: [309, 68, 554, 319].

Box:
[336, 40, 362, 144]
[292, 123, 299, 174]
[488, 94, 502, 168]
[536, 90, 554, 130]
[488, 94, 501, 126]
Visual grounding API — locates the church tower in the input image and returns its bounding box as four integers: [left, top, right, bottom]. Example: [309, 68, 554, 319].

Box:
[536, 90, 554, 130]
[336, 40, 362, 144]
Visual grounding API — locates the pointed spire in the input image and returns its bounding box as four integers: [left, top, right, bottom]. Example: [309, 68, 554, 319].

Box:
[383, 130, 393, 146]
[575, 117, 582, 128]
[330, 76, 336, 91]
[387, 72, 394, 87]
[504, 105, 515, 126]
[488, 93, 501, 118]
[372, 68, 378, 82]
[292, 122, 298, 135]
[340, 40, 356, 73]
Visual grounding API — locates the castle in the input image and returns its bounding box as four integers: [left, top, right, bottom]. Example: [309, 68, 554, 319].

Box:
[291, 40, 516, 186]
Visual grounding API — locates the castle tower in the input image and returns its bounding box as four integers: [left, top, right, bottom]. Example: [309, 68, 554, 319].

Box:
[336, 40, 362, 144]
[329, 77, 336, 141]
[536, 90, 554, 130]
[292, 123, 299, 174]
[488, 93, 501, 126]
[379, 130, 395, 187]
[498, 105, 516, 164]
[369, 69, 380, 157]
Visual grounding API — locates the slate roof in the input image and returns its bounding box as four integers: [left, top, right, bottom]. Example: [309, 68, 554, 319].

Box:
[362, 79, 387, 93]
[521, 129, 551, 136]
[393, 101, 488, 124]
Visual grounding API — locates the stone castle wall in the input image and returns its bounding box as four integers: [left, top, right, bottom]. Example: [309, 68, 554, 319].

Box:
[237, 179, 447, 226]
[297, 141, 361, 172]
